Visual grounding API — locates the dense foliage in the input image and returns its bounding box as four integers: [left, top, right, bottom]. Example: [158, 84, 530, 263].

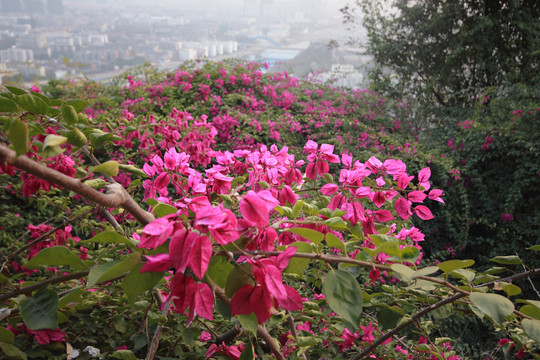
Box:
[0, 59, 538, 360]
[343, 0, 540, 107]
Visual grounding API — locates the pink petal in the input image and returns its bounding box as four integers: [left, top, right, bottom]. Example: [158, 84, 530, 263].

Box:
[414, 205, 434, 220]
[194, 282, 214, 321]
[140, 253, 172, 273]
[321, 183, 339, 195]
[374, 210, 394, 222]
[239, 191, 269, 226]
[408, 190, 427, 203]
[276, 246, 297, 271]
[278, 285, 303, 311]
[188, 235, 212, 279]
[169, 229, 193, 272]
[395, 198, 411, 221]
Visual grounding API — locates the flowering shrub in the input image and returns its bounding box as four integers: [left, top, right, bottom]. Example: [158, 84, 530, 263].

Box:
[0, 64, 539, 360]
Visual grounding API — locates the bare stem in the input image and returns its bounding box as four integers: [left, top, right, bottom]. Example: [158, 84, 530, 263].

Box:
[0, 144, 154, 225]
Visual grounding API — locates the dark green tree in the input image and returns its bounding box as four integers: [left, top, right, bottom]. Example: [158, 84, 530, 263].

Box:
[342, 0, 540, 108]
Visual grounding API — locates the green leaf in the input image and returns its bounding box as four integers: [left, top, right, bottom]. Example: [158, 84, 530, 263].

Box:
[153, 203, 178, 217]
[13, 94, 48, 115]
[65, 99, 88, 112]
[322, 217, 348, 229]
[87, 253, 141, 286]
[43, 134, 67, 149]
[519, 305, 540, 320]
[89, 130, 122, 149]
[490, 255, 523, 265]
[61, 103, 78, 125]
[0, 327, 14, 344]
[450, 268, 476, 283]
[285, 228, 324, 244]
[391, 264, 414, 283]
[239, 339, 255, 360]
[437, 259, 475, 273]
[9, 119, 29, 156]
[0, 98, 18, 112]
[119, 164, 147, 177]
[283, 242, 312, 275]
[207, 256, 234, 289]
[237, 313, 258, 336]
[412, 266, 440, 279]
[19, 286, 58, 330]
[528, 245, 540, 251]
[84, 178, 108, 189]
[322, 269, 363, 329]
[24, 246, 87, 270]
[82, 231, 135, 246]
[89, 160, 119, 177]
[522, 319, 540, 343]
[121, 264, 163, 304]
[225, 263, 255, 298]
[377, 306, 403, 330]
[64, 128, 88, 147]
[399, 246, 421, 264]
[325, 232, 345, 252]
[501, 283, 521, 297]
[369, 234, 398, 246]
[290, 200, 304, 219]
[294, 336, 321, 347]
[57, 287, 84, 308]
[111, 350, 138, 360]
[469, 292, 514, 324]
[0, 342, 27, 360]
[4, 85, 27, 95]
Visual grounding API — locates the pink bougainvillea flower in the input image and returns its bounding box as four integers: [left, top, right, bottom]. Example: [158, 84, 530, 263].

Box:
[169, 229, 193, 272]
[140, 253, 172, 272]
[368, 268, 381, 283]
[28, 328, 65, 345]
[321, 183, 339, 195]
[374, 210, 394, 222]
[188, 234, 212, 279]
[418, 167, 431, 190]
[200, 331, 212, 342]
[240, 190, 270, 226]
[395, 197, 412, 221]
[397, 173, 414, 189]
[366, 156, 383, 174]
[408, 190, 427, 203]
[428, 189, 445, 203]
[414, 205, 434, 220]
[343, 201, 366, 224]
[139, 217, 174, 249]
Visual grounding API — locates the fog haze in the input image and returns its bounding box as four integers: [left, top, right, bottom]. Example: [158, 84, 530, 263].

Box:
[1, 0, 369, 88]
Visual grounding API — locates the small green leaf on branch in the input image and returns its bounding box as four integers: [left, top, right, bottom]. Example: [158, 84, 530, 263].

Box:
[8, 119, 29, 156]
[522, 318, 540, 343]
[19, 286, 58, 330]
[437, 259, 475, 273]
[24, 246, 87, 270]
[490, 255, 523, 265]
[89, 160, 119, 177]
[469, 292, 514, 324]
[322, 269, 363, 329]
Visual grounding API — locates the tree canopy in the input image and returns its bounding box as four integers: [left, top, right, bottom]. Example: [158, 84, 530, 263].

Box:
[343, 0, 540, 107]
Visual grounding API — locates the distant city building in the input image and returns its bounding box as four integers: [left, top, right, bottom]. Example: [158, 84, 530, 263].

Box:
[0, 48, 34, 63]
[179, 48, 197, 61]
[16, 33, 47, 49]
